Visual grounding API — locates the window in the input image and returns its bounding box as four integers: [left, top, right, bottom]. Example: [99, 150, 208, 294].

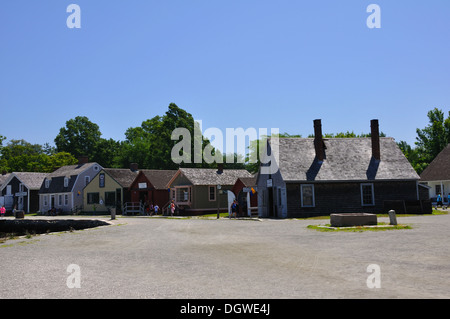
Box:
[85, 176, 90, 186]
[301, 185, 315, 207]
[105, 192, 116, 206]
[435, 185, 442, 196]
[43, 195, 48, 206]
[87, 192, 99, 205]
[64, 177, 69, 188]
[45, 179, 50, 188]
[58, 194, 63, 206]
[361, 183, 375, 206]
[19, 183, 24, 193]
[208, 186, 216, 201]
[64, 194, 69, 206]
[176, 187, 190, 203]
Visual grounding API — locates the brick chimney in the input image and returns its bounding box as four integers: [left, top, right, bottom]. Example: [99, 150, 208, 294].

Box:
[78, 156, 89, 165]
[371, 119, 381, 161]
[314, 119, 325, 162]
[217, 163, 224, 175]
[130, 163, 139, 172]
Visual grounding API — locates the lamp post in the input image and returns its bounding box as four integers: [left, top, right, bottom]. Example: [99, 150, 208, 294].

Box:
[217, 184, 221, 219]
[216, 164, 223, 219]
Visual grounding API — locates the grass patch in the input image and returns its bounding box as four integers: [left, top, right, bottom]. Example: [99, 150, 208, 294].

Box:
[307, 222, 412, 232]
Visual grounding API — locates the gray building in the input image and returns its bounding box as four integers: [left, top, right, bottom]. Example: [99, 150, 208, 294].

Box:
[257, 119, 421, 218]
[39, 159, 103, 214]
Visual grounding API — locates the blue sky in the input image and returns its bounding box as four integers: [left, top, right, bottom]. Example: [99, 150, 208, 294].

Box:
[1, 0, 449, 153]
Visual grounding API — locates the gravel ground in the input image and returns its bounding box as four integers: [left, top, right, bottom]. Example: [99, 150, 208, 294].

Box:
[0, 213, 449, 299]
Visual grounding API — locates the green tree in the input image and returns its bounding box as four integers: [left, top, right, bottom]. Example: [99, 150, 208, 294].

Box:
[0, 139, 77, 173]
[55, 116, 102, 159]
[118, 103, 215, 169]
[398, 108, 450, 175]
[415, 108, 450, 165]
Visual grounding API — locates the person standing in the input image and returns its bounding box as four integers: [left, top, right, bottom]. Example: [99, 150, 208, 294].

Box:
[437, 194, 443, 207]
[231, 200, 238, 218]
[170, 200, 176, 217]
[0, 206, 5, 218]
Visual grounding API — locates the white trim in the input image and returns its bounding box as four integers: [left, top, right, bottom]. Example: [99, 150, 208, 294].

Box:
[360, 183, 375, 206]
[300, 184, 315, 207]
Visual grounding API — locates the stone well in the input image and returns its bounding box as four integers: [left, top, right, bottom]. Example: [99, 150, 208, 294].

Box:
[330, 213, 377, 227]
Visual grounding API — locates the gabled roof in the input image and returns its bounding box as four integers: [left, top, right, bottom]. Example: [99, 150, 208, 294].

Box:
[134, 170, 177, 190]
[46, 162, 101, 178]
[2, 172, 49, 190]
[103, 168, 138, 188]
[168, 168, 253, 187]
[40, 162, 102, 194]
[236, 175, 258, 187]
[266, 137, 419, 182]
[0, 174, 11, 188]
[420, 144, 450, 181]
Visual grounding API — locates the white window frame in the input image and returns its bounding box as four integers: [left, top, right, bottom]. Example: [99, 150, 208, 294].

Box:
[64, 194, 69, 206]
[64, 177, 69, 188]
[58, 194, 63, 206]
[300, 184, 315, 207]
[19, 183, 24, 193]
[361, 183, 375, 206]
[175, 186, 191, 205]
[43, 195, 48, 206]
[208, 185, 216, 201]
[85, 176, 90, 186]
[45, 179, 50, 189]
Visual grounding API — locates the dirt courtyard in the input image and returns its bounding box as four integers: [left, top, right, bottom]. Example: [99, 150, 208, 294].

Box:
[1, 214, 449, 299]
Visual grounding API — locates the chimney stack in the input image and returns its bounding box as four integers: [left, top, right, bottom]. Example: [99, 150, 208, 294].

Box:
[130, 163, 139, 172]
[314, 119, 325, 162]
[371, 119, 381, 161]
[217, 163, 224, 175]
[78, 156, 89, 165]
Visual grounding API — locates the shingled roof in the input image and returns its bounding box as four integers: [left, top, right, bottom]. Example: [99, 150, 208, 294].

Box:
[0, 174, 11, 188]
[46, 162, 100, 178]
[10, 172, 49, 190]
[420, 144, 450, 181]
[139, 170, 178, 190]
[170, 168, 253, 186]
[267, 137, 419, 182]
[103, 168, 138, 188]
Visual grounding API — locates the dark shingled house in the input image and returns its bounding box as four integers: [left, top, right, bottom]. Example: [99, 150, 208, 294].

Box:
[0, 172, 48, 213]
[257, 119, 422, 218]
[420, 143, 450, 203]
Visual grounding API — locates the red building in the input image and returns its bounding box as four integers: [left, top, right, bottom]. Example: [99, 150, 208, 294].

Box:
[129, 170, 177, 212]
[231, 176, 258, 216]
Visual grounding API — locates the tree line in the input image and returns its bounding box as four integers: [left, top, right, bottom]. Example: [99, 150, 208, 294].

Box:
[0, 104, 448, 175]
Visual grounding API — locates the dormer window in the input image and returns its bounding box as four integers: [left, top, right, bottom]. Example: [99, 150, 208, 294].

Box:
[64, 177, 69, 188]
[45, 179, 50, 189]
